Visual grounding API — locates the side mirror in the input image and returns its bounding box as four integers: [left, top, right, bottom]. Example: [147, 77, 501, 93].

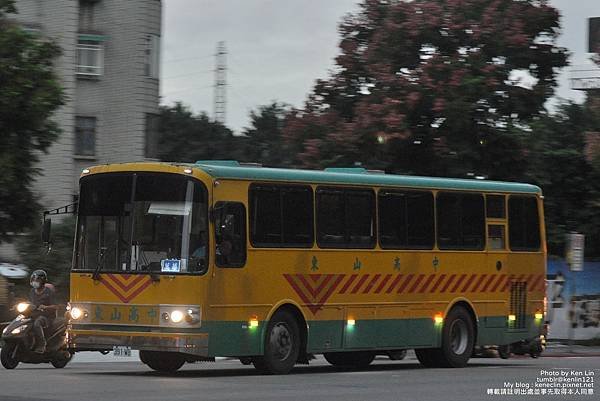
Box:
[42, 218, 51, 243]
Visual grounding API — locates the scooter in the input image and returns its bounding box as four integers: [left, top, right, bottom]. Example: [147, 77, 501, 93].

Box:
[0, 302, 72, 369]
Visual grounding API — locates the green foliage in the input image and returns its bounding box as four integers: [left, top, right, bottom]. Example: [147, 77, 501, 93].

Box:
[15, 217, 75, 304]
[0, 3, 64, 240]
[241, 102, 289, 166]
[526, 101, 600, 256]
[157, 102, 245, 162]
[0, 0, 16, 16]
[283, 0, 568, 180]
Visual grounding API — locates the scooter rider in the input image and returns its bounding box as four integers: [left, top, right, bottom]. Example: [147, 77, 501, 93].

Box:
[28, 270, 58, 353]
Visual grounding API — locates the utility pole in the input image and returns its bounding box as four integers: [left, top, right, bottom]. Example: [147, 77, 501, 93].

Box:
[213, 41, 227, 125]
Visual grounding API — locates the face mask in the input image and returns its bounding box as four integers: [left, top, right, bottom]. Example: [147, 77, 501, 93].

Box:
[31, 281, 41, 289]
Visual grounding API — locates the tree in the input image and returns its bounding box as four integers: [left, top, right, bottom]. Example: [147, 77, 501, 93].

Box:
[526, 102, 600, 256]
[157, 102, 245, 163]
[283, 0, 568, 179]
[241, 102, 290, 166]
[15, 217, 75, 303]
[0, 0, 64, 240]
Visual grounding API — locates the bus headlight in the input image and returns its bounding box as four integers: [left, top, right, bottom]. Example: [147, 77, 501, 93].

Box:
[170, 310, 184, 323]
[160, 306, 201, 327]
[70, 307, 84, 320]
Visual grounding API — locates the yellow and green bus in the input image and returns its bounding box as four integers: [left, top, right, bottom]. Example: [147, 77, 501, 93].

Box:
[66, 161, 546, 374]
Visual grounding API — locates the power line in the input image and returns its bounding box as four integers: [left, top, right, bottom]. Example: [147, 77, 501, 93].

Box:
[162, 70, 213, 80]
[163, 54, 213, 64]
[162, 84, 213, 96]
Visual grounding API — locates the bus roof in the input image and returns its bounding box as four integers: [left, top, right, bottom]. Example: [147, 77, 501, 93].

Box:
[193, 161, 541, 195]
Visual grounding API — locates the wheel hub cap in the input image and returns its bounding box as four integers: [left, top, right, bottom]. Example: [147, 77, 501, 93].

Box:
[269, 322, 292, 361]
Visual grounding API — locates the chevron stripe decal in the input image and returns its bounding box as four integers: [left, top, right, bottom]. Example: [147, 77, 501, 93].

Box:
[283, 274, 345, 314]
[284, 273, 546, 315]
[98, 274, 153, 303]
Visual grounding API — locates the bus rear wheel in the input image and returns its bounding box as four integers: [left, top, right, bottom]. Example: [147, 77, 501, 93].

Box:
[323, 351, 375, 368]
[418, 306, 475, 368]
[140, 351, 185, 373]
[253, 310, 300, 375]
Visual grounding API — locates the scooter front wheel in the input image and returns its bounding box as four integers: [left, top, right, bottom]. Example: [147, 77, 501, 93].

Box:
[1, 342, 20, 369]
[51, 351, 73, 368]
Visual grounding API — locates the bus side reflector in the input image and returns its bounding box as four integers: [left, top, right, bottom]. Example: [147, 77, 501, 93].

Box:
[433, 313, 443, 325]
[508, 314, 516, 322]
[535, 312, 543, 320]
[347, 319, 356, 326]
[249, 315, 259, 328]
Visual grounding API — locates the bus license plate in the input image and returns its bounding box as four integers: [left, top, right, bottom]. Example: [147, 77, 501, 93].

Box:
[113, 346, 132, 357]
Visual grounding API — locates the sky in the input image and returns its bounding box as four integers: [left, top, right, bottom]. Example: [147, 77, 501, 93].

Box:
[161, 0, 600, 134]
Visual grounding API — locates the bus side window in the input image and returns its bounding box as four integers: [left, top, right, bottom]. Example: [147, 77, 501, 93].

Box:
[214, 202, 247, 268]
[487, 224, 505, 250]
[508, 196, 541, 252]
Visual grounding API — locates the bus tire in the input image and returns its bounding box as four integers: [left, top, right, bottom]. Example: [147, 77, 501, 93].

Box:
[323, 351, 375, 368]
[414, 348, 440, 368]
[438, 306, 475, 367]
[140, 351, 185, 373]
[253, 310, 300, 375]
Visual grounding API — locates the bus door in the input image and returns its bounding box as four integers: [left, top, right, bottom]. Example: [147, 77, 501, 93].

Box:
[485, 194, 509, 328]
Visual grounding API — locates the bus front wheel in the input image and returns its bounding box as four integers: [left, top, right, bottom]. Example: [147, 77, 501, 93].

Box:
[253, 310, 300, 375]
[140, 351, 185, 373]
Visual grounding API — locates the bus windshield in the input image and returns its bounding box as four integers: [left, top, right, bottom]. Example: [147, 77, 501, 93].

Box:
[74, 172, 208, 274]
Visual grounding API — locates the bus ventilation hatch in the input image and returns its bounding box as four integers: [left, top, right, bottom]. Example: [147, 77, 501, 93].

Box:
[509, 282, 527, 329]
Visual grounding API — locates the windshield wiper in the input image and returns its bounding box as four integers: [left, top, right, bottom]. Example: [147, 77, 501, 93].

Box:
[92, 246, 107, 280]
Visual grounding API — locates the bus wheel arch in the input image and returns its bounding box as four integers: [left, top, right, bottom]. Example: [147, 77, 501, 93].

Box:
[416, 300, 478, 368]
[262, 301, 309, 366]
[253, 305, 303, 374]
[445, 299, 478, 345]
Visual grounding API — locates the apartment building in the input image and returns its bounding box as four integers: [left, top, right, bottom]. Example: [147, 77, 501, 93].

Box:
[11, 0, 162, 211]
[0, 0, 161, 261]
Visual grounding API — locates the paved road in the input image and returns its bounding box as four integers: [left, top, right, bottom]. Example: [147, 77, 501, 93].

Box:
[0, 354, 598, 401]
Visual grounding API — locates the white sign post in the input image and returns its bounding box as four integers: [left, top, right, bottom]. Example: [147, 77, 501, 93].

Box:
[567, 233, 584, 272]
[566, 233, 584, 351]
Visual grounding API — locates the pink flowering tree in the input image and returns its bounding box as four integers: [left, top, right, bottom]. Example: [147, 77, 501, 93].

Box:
[283, 0, 568, 179]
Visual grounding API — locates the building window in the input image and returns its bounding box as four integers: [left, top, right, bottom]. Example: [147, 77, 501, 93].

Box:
[76, 40, 103, 76]
[145, 34, 160, 79]
[75, 116, 96, 156]
[145, 113, 160, 159]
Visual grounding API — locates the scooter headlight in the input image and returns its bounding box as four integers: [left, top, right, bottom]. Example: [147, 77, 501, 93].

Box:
[16, 303, 30, 313]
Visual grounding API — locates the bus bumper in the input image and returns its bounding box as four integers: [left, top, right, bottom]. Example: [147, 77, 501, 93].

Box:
[67, 327, 209, 356]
